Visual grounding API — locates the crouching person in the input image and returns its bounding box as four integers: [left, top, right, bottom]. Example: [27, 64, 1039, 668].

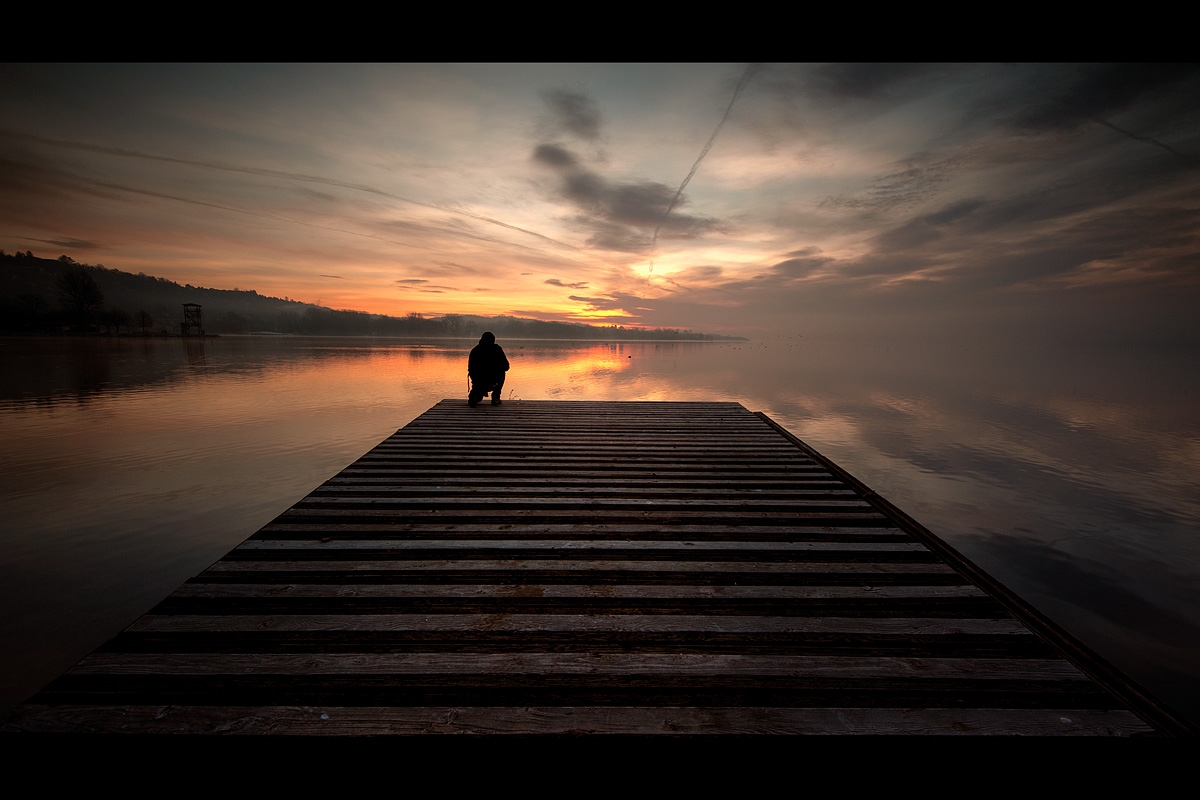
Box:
[468, 331, 510, 407]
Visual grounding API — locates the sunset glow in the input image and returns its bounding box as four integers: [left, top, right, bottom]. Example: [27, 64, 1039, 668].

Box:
[2, 63, 1198, 341]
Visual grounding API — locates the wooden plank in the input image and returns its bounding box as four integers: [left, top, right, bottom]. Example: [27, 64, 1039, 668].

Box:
[5, 705, 1155, 736]
[125, 613, 1037, 635]
[197, 559, 954, 574]
[166, 583, 990, 600]
[253, 523, 910, 538]
[7, 399, 1180, 736]
[68, 653, 1091, 680]
[231, 539, 931, 552]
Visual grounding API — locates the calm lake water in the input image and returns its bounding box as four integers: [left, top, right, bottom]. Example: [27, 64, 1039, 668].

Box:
[2, 335, 1198, 725]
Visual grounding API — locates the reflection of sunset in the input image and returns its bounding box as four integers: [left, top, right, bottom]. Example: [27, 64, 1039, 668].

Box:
[516, 344, 633, 394]
[4, 336, 1200, 725]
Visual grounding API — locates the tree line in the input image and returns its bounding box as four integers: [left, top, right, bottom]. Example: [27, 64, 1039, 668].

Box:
[0, 251, 743, 340]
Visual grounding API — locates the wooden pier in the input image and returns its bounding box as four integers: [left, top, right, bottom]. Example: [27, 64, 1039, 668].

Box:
[6, 400, 1188, 735]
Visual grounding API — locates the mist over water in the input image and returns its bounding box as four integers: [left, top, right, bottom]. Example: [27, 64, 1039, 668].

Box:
[2, 335, 1198, 724]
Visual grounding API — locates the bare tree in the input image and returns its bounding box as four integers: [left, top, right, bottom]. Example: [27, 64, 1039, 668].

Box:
[56, 269, 104, 326]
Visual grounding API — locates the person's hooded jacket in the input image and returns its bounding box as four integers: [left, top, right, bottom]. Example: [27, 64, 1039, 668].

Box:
[468, 332, 509, 384]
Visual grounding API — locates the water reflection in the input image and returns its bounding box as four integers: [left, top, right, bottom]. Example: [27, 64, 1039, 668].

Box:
[1, 335, 1198, 724]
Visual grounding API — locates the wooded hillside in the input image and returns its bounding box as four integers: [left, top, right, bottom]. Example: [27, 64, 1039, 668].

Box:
[0, 251, 743, 340]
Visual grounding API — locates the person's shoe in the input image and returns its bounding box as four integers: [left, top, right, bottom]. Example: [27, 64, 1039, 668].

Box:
[491, 397, 502, 405]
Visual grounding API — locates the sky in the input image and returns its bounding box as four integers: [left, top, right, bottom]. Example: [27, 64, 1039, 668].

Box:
[2, 63, 1198, 342]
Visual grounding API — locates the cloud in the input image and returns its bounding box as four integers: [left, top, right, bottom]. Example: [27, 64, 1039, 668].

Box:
[1005, 64, 1200, 133]
[872, 199, 986, 252]
[805, 63, 935, 101]
[430, 261, 478, 273]
[529, 80, 747, 254]
[652, 64, 758, 249]
[2, 130, 578, 253]
[821, 153, 962, 211]
[396, 277, 456, 293]
[669, 265, 725, 286]
[770, 253, 834, 279]
[533, 142, 723, 253]
[545, 278, 589, 289]
[1093, 119, 1196, 165]
[568, 294, 614, 306]
[566, 292, 646, 317]
[532, 144, 578, 169]
[542, 89, 602, 140]
[31, 236, 101, 251]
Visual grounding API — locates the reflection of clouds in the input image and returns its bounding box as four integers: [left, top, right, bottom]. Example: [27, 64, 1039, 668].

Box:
[851, 383, 1200, 530]
[965, 532, 1200, 722]
[5, 336, 1199, 722]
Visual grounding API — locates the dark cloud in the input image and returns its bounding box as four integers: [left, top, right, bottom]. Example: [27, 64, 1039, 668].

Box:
[873, 199, 986, 252]
[771, 253, 833, 279]
[754, 63, 944, 120]
[296, 186, 337, 202]
[396, 277, 456, 292]
[532, 144, 578, 169]
[542, 90, 602, 140]
[0, 154, 74, 199]
[578, 220, 653, 252]
[1007, 64, 1200, 133]
[1094, 119, 1196, 165]
[533, 142, 723, 253]
[566, 292, 648, 318]
[807, 63, 934, 101]
[319, 274, 343, 279]
[609, 182, 679, 227]
[561, 169, 609, 208]
[531, 80, 743, 254]
[821, 154, 960, 211]
[431, 261, 479, 273]
[568, 294, 613, 306]
[964, 204, 1200, 291]
[545, 278, 589, 289]
[31, 236, 101, 251]
[675, 265, 724, 283]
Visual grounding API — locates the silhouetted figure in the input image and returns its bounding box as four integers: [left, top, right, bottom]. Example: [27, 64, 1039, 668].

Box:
[468, 331, 510, 407]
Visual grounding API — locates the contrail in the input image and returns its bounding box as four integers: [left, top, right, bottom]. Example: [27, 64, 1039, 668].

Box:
[83, 174, 586, 264]
[86, 178, 427, 251]
[4, 131, 581, 251]
[1094, 118, 1194, 164]
[651, 64, 759, 252]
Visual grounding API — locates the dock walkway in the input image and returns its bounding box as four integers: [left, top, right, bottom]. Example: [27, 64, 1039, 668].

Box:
[6, 400, 1183, 735]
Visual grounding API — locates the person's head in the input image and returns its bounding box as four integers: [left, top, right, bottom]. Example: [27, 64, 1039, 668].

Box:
[480, 331, 495, 345]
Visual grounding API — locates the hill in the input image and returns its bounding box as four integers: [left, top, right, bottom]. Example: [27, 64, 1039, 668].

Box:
[0, 250, 745, 340]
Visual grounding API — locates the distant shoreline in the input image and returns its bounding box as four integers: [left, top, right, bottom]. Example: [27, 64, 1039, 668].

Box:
[1, 254, 747, 342]
[0, 332, 748, 343]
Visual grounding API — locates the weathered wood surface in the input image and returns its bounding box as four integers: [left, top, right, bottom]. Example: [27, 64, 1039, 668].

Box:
[5, 400, 1177, 735]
